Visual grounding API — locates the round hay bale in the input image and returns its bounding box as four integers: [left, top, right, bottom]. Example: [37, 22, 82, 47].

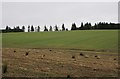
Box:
[72, 56, 75, 59]
[43, 55, 45, 57]
[49, 50, 52, 51]
[94, 55, 98, 57]
[93, 68, 97, 71]
[114, 58, 117, 60]
[84, 55, 89, 58]
[97, 56, 100, 59]
[80, 53, 84, 56]
[25, 52, 29, 56]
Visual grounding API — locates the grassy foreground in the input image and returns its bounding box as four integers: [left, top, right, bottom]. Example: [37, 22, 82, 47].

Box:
[2, 30, 118, 52]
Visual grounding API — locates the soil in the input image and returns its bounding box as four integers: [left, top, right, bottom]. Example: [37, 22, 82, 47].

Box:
[2, 48, 119, 77]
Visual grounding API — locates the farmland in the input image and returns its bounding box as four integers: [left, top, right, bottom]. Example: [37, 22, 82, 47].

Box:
[2, 30, 118, 52]
[2, 30, 119, 77]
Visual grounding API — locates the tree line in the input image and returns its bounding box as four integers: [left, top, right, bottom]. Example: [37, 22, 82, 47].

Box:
[1, 22, 120, 33]
[1, 24, 68, 33]
[1, 26, 25, 33]
[71, 22, 120, 30]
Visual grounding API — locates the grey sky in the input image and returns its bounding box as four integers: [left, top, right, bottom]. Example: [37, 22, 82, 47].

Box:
[2, 2, 118, 31]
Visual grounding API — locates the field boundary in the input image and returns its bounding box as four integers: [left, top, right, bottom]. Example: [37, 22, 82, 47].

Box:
[2, 47, 118, 53]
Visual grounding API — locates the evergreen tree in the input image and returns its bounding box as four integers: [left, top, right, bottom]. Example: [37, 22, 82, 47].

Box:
[49, 26, 52, 31]
[28, 25, 30, 32]
[62, 24, 65, 31]
[55, 25, 58, 31]
[44, 26, 48, 31]
[5, 26, 9, 31]
[22, 26, 25, 32]
[31, 25, 34, 32]
[94, 23, 97, 29]
[16, 26, 20, 30]
[79, 22, 84, 30]
[37, 26, 40, 32]
[71, 23, 77, 30]
[88, 23, 92, 29]
[84, 22, 91, 30]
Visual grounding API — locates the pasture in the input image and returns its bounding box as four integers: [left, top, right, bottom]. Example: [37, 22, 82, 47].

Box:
[2, 30, 118, 52]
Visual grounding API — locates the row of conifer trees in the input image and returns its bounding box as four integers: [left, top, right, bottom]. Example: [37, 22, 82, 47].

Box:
[1, 22, 120, 33]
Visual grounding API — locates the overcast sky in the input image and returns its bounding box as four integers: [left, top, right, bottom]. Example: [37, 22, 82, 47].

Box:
[2, 2, 118, 31]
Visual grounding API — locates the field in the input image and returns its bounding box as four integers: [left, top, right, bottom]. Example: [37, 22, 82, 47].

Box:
[2, 30, 119, 77]
[2, 30, 118, 52]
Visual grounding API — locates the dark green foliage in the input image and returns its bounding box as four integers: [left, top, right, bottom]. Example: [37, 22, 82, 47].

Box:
[22, 26, 25, 32]
[62, 24, 65, 31]
[37, 26, 40, 32]
[31, 25, 34, 32]
[49, 26, 52, 31]
[74, 22, 120, 30]
[2, 26, 24, 33]
[2, 63, 7, 74]
[28, 25, 30, 32]
[44, 26, 48, 31]
[1, 22, 120, 33]
[13, 26, 23, 32]
[79, 22, 91, 30]
[71, 23, 77, 30]
[54, 25, 58, 31]
[5, 26, 9, 31]
[79, 22, 84, 30]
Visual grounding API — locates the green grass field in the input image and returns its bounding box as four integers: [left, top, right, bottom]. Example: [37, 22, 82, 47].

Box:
[2, 30, 118, 52]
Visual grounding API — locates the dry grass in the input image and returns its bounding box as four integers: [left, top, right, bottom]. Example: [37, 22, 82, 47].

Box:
[2, 48, 118, 77]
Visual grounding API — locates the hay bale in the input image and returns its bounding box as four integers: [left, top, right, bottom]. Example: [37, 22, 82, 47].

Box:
[84, 55, 89, 58]
[114, 58, 117, 60]
[41, 55, 45, 59]
[94, 55, 100, 59]
[97, 57, 100, 59]
[93, 68, 97, 71]
[97, 56, 100, 59]
[2, 63, 7, 74]
[94, 55, 98, 57]
[93, 68, 99, 71]
[80, 53, 84, 56]
[49, 50, 52, 51]
[72, 56, 75, 59]
[43, 55, 45, 57]
[25, 52, 29, 56]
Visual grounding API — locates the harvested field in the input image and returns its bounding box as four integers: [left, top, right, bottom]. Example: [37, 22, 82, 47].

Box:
[2, 48, 119, 77]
